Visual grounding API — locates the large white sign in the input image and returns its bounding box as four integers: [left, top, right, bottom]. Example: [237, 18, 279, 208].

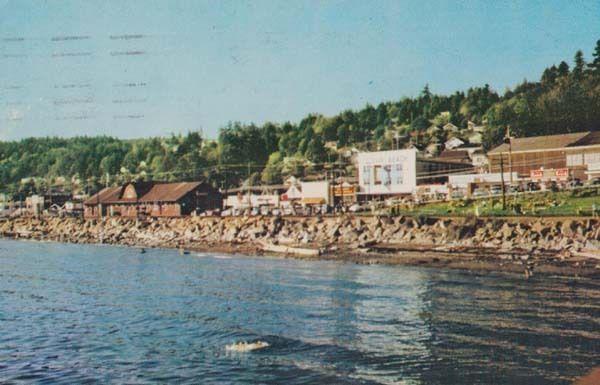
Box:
[357, 149, 417, 195]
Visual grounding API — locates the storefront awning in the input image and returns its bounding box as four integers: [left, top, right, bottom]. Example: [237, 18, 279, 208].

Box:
[301, 198, 326, 205]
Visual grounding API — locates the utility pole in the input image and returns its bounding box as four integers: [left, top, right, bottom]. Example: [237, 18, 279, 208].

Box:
[500, 155, 506, 210]
[506, 125, 514, 186]
[247, 162, 251, 209]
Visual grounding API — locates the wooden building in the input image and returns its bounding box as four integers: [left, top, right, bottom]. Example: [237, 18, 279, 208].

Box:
[84, 181, 221, 219]
[488, 131, 600, 180]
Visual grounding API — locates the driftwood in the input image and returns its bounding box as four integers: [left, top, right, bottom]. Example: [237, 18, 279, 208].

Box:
[572, 250, 600, 261]
[259, 241, 321, 257]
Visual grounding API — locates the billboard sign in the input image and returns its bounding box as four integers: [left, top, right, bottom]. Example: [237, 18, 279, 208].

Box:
[530, 169, 543, 180]
[555, 168, 569, 180]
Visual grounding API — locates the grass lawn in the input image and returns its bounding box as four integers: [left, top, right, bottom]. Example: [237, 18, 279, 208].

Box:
[390, 188, 600, 217]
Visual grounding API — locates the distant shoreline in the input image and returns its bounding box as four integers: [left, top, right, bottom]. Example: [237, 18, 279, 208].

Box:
[1, 215, 599, 279]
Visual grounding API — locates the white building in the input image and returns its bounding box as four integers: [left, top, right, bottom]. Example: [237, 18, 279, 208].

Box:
[470, 150, 489, 169]
[300, 181, 331, 205]
[357, 149, 418, 195]
[448, 172, 519, 189]
[357, 149, 476, 197]
[223, 185, 286, 210]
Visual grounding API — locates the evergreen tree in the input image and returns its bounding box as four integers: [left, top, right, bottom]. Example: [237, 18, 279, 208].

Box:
[590, 39, 600, 75]
[557, 61, 570, 77]
[573, 50, 585, 80]
[541, 65, 558, 86]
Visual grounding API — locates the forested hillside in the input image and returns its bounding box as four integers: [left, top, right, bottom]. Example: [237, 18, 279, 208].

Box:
[1, 40, 600, 196]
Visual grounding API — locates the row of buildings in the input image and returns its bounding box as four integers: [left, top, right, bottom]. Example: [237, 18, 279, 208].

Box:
[12, 130, 600, 219]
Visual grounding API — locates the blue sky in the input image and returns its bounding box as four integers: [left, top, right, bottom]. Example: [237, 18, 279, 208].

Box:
[1, 0, 599, 140]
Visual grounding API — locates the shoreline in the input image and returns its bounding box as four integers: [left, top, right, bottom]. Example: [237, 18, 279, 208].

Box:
[6, 234, 600, 279]
[2, 215, 600, 279]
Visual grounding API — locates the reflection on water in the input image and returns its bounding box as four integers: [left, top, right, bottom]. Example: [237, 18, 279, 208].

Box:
[0, 239, 598, 384]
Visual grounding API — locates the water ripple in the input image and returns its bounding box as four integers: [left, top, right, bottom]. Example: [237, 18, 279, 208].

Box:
[0, 239, 598, 384]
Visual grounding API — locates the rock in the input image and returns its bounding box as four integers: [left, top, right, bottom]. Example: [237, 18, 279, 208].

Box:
[561, 220, 576, 237]
[500, 223, 515, 239]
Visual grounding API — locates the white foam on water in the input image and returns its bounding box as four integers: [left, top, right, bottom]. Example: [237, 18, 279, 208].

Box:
[225, 341, 270, 352]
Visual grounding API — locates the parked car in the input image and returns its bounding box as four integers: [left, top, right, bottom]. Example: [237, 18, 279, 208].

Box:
[348, 203, 364, 212]
[546, 181, 559, 192]
[489, 185, 503, 195]
[508, 185, 521, 194]
[585, 177, 600, 186]
[451, 191, 465, 199]
[567, 178, 583, 189]
[199, 209, 220, 216]
[472, 189, 489, 198]
[526, 181, 540, 191]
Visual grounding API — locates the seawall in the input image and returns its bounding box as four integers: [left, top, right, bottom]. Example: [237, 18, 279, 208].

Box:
[1, 215, 599, 277]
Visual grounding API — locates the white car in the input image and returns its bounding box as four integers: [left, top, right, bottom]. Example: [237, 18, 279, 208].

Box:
[348, 204, 362, 212]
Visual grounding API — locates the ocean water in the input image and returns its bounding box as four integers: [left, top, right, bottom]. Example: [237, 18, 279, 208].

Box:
[0, 239, 598, 384]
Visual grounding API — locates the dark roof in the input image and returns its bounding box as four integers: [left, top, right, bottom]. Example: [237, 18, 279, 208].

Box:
[84, 181, 205, 205]
[488, 132, 590, 154]
[84, 186, 122, 205]
[569, 131, 600, 147]
[418, 156, 474, 167]
[439, 149, 470, 161]
[140, 182, 202, 202]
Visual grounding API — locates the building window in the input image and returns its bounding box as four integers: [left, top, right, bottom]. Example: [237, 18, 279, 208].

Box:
[383, 165, 392, 185]
[567, 153, 584, 167]
[362, 165, 371, 185]
[585, 152, 600, 165]
[373, 165, 382, 185]
[394, 163, 403, 184]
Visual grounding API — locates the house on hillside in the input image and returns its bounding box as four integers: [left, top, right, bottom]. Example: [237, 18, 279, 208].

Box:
[470, 149, 489, 172]
[467, 121, 486, 133]
[443, 123, 460, 133]
[425, 142, 442, 157]
[426, 124, 442, 136]
[444, 137, 465, 150]
[83, 181, 221, 218]
[465, 130, 483, 144]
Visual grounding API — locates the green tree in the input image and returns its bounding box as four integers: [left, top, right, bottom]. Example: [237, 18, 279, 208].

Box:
[573, 50, 585, 80]
[590, 39, 600, 75]
[557, 61, 570, 77]
[261, 152, 283, 184]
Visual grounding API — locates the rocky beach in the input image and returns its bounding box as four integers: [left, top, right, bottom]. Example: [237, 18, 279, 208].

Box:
[2, 215, 600, 278]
